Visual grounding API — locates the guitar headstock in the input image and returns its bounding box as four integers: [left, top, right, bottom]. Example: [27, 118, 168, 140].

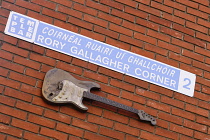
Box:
[138, 110, 156, 125]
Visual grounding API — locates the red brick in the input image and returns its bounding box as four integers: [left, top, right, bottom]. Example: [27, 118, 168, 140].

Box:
[139, 4, 161, 16]
[2, 43, 29, 57]
[28, 114, 56, 128]
[42, 8, 67, 21]
[106, 38, 130, 51]
[192, 0, 209, 5]
[160, 26, 183, 39]
[147, 100, 171, 113]
[25, 68, 45, 80]
[16, 101, 43, 115]
[20, 84, 41, 96]
[0, 133, 6, 140]
[58, 5, 82, 19]
[170, 123, 193, 136]
[110, 79, 135, 92]
[163, 13, 185, 25]
[124, 76, 148, 89]
[110, 23, 133, 36]
[196, 116, 210, 126]
[73, 3, 97, 16]
[98, 12, 122, 25]
[164, 0, 186, 11]
[174, 10, 196, 22]
[199, 5, 210, 14]
[84, 14, 108, 28]
[122, 90, 146, 105]
[187, 22, 208, 34]
[131, 46, 155, 59]
[80, 29, 105, 42]
[196, 32, 210, 43]
[136, 18, 159, 31]
[56, 123, 84, 137]
[107, 94, 133, 108]
[94, 26, 119, 39]
[14, 55, 41, 70]
[172, 38, 194, 50]
[2, 34, 18, 45]
[84, 70, 108, 83]
[18, 40, 45, 55]
[169, 51, 191, 64]
[56, 61, 83, 75]
[0, 124, 23, 138]
[44, 109, 71, 124]
[151, 1, 173, 13]
[124, 6, 148, 19]
[187, 7, 208, 19]
[24, 132, 50, 140]
[100, 83, 120, 96]
[194, 131, 210, 140]
[31, 0, 56, 9]
[103, 110, 129, 124]
[186, 104, 209, 117]
[54, 20, 79, 33]
[88, 114, 114, 128]
[40, 127, 68, 140]
[0, 95, 16, 107]
[60, 106, 86, 120]
[176, 0, 198, 8]
[98, 67, 123, 80]
[99, 127, 125, 140]
[194, 91, 210, 102]
[1, 59, 25, 73]
[198, 100, 210, 110]
[122, 20, 146, 34]
[4, 87, 32, 102]
[130, 119, 155, 133]
[141, 131, 166, 140]
[162, 96, 185, 108]
[115, 123, 139, 136]
[68, 16, 93, 30]
[72, 118, 98, 132]
[183, 49, 204, 62]
[119, 35, 143, 47]
[0, 114, 11, 124]
[145, 43, 167, 56]
[111, 9, 135, 22]
[134, 33, 157, 45]
[147, 30, 170, 42]
[193, 60, 210, 71]
[0, 16, 7, 25]
[0, 76, 21, 89]
[30, 53, 56, 66]
[136, 88, 160, 101]
[159, 111, 183, 125]
[0, 50, 13, 61]
[158, 41, 180, 53]
[32, 96, 59, 111]
[0, 7, 10, 17]
[100, 0, 124, 10]
[72, 58, 88, 68]
[180, 135, 195, 140]
[46, 49, 72, 63]
[9, 71, 36, 86]
[0, 67, 8, 77]
[155, 127, 179, 140]
[150, 84, 174, 97]
[11, 118, 39, 133]
[86, 0, 110, 13]
[16, 0, 41, 12]
[184, 119, 207, 133]
[27, 10, 53, 24]
[184, 35, 206, 48]
[2, 1, 26, 14]
[50, 0, 72, 7]
[84, 131, 110, 140]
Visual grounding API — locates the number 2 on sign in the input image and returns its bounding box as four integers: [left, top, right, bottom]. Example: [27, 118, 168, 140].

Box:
[183, 78, 191, 90]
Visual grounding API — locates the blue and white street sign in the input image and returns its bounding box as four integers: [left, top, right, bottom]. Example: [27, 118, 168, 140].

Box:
[4, 11, 196, 97]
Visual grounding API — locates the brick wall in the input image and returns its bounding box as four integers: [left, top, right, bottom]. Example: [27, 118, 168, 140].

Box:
[0, 0, 210, 140]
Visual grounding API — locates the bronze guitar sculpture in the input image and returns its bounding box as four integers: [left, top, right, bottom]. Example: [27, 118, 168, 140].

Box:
[42, 68, 156, 125]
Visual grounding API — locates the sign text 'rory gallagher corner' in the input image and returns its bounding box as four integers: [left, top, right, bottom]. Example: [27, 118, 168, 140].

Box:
[4, 11, 196, 97]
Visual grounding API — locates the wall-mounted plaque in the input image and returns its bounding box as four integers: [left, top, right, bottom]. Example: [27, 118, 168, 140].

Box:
[5, 11, 196, 97]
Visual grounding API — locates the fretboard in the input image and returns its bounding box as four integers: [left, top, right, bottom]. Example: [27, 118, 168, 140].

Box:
[83, 91, 139, 114]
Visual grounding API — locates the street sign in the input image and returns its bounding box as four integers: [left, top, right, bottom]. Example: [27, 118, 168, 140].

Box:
[5, 11, 196, 97]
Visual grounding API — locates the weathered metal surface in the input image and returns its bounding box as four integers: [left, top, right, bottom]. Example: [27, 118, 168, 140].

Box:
[42, 68, 156, 125]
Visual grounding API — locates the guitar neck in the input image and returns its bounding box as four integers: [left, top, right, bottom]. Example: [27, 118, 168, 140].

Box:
[83, 91, 139, 114]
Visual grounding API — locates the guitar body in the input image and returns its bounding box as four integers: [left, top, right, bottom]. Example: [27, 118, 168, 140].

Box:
[42, 68, 100, 110]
